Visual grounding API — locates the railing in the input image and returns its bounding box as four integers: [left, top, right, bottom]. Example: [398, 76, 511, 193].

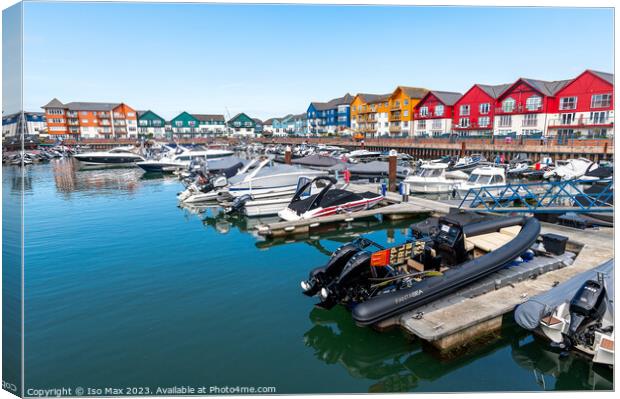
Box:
[459, 179, 613, 213]
[548, 118, 614, 128]
[66, 112, 78, 117]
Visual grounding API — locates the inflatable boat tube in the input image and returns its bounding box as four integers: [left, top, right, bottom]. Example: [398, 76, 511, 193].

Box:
[352, 216, 541, 326]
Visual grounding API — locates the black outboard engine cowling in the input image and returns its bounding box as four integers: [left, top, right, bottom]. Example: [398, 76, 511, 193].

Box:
[301, 243, 362, 297]
[226, 194, 253, 214]
[566, 280, 607, 342]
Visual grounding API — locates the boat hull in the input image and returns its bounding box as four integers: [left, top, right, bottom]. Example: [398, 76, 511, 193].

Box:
[352, 216, 540, 326]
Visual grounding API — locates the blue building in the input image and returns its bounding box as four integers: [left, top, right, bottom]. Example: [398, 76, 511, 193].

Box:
[2, 111, 46, 138]
[307, 93, 353, 135]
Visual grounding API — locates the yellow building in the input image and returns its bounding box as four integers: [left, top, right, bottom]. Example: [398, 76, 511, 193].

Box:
[350, 93, 391, 137]
[388, 86, 428, 136]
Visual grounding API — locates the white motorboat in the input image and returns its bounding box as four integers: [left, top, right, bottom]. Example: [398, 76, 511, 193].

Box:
[180, 159, 327, 203]
[543, 158, 597, 180]
[137, 146, 234, 173]
[456, 166, 506, 198]
[346, 149, 382, 163]
[404, 163, 468, 194]
[278, 176, 383, 221]
[73, 146, 144, 166]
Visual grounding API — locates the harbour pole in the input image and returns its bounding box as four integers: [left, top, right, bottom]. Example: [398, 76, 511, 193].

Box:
[388, 149, 397, 192]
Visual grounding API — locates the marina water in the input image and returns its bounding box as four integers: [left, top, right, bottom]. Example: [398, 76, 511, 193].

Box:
[4, 160, 612, 393]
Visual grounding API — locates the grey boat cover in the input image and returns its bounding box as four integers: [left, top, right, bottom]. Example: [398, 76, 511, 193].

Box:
[291, 154, 342, 168]
[349, 161, 413, 177]
[514, 259, 614, 330]
[205, 156, 248, 172]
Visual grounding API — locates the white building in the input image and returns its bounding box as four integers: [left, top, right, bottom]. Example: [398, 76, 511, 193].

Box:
[2, 112, 46, 137]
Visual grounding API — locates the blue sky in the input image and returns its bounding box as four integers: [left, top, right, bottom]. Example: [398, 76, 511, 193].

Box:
[9, 2, 615, 119]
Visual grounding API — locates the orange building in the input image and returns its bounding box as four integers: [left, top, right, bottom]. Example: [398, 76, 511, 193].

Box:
[42, 98, 138, 139]
[350, 93, 391, 137]
[387, 86, 428, 136]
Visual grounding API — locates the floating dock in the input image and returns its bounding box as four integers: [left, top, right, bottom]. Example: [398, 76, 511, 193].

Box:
[381, 223, 613, 352]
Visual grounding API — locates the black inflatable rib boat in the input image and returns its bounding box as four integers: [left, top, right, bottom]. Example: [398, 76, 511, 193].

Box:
[301, 212, 541, 326]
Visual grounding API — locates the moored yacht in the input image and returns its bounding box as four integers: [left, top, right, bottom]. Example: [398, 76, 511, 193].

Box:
[404, 163, 468, 193]
[456, 166, 506, 198]
[137, 146, 234, 173]
[73, 146, 145, 166]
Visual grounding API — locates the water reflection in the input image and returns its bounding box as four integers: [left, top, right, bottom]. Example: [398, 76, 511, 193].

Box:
[304, 307, 612, 392]
[3, 166, 32, 193]
[51, 159, 146, 196]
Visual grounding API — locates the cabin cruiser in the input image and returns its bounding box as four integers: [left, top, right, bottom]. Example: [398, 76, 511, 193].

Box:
[515, 259, 613, 366]
[278, 176, 383, 221]
[404, 163, 468, 194]
[136, 145, 234, 173]
[301, 213, 540, 326]
[456, 166, 506, 198]
[73, 146, 145, 166]
[543, 158, 596, 180]
[180, 159, 327, 203]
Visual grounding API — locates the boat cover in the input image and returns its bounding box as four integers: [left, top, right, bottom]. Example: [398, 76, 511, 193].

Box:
[349, 161, 412, 177]
[292, 154, 342, 167]
[205, 156, 248, 171]
[514, 259, 614, 330]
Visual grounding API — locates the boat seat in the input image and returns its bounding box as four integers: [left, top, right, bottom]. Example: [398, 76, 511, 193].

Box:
[541, 315, 563, 326]
[500, 225, 522, 237]
[464, 240, 475, 252]
[465, 232, 513, 252]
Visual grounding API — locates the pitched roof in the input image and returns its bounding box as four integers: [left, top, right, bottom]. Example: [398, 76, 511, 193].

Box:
[65, 101, 120, 111]
[397, 86, 428, 99]
[42, 98, 64, 108]
[311, 93, 354, 110]
[430, 91, 462, 106]
[476, 83, 511, 99]
[356, 93, 391, 104]
[588, 70, 614, 85]
[520, 78, 572, 96]
[192, 113, 224, 122]
[262, 118, 275, 125]
[252, 118, 263, 124]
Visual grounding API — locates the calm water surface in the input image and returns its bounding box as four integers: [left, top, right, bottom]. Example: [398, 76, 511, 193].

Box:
[4, 160, 612, 393]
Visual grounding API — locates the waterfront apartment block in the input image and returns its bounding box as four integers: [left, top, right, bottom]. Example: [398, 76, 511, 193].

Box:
[350, 93, 391, 137]
[169, 112, 226, 138]
[452, 83, 511, 137]
[307, 93, 354, 134]
[546, 70, 614, 140]
[413, 91, 462, 137]
[42, 98, 138, 139]
[2, 111, 46, 138]
[137, 110, 166, 138]
[388, 86, 428, 136]
[227, 113, 256, 136]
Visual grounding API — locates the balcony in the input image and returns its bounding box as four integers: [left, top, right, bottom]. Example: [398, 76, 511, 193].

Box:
[390, 104, 401, 110]
[522, 119, 539, 127]
[66, 112, 78, 117]
[389, 112, 402, 122]
[389, 125, 402, 133]
[98, 113, 110, 118]
[548, 116, 614, 129]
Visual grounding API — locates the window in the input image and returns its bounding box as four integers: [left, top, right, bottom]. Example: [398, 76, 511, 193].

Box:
[404, 110, 409, 117]
[432, 119, 441, 129]
[559, 96, 577, 110]
[417, 120, 426, 129]
[82, 119, 89, 123]
[403, 121, 408, 127]
[591, 94, 611, 108]
[175, 121, 183, 127]
[479, 103, 490, 114]
[48, 108, 64, 115]
[419, 106, 428, 117]
[498, 115, 512, 127]
[127, 112, 135, 117]
[526, 95, 542, 111]
[139, 120, 148, 126]
[459, 105, 470, 116]
[435, 105, 444, 116]
[188, 121, 196, 127]
[478, 116, 490, 127]
[502, 98, 515, 112]
[523, 114, 537, 127]
[404, 99, 409, 106]
[560, 113, 575, 125]
[81, 111, 88, 116]
[50, 118, 65, 124]
[459, 117, 470, 127]
[591, 111, 609, 124]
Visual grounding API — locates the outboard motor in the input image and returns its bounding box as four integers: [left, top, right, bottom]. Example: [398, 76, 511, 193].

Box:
[301, 238, 378, 298]
[563, 279, 607, 348]
[225, 194, 253, 214]
[317, 251, 373, 309]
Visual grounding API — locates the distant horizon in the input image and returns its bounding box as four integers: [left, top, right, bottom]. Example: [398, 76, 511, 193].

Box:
[4, 2, 615, 119]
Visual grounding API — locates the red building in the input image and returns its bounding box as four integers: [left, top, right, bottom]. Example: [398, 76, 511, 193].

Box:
[547, 70, 614, 139]
[413, 91, 462, 137]
[452, 83, 510, 137]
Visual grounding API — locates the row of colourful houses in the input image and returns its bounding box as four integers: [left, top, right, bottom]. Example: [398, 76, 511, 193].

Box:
[33, 98, 264, 139]
[349, 69, 614, 139]
[3, 69, 613, 140]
